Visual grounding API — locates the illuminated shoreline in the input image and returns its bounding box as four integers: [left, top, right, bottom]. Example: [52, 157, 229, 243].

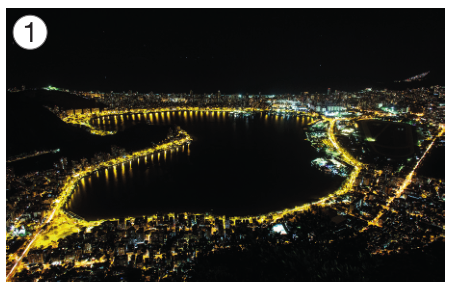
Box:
[7, 109, 442, 281]
[7, 129, 192, 281]
[3, 111, 364, 281]
[58, 106, 317, 135]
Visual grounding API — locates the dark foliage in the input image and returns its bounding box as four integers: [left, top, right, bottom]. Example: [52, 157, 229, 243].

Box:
[189, 238, 444, 281]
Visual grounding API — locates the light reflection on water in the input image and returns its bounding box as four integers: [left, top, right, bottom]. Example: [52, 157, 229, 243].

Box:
[69, 113, 341, 220]
[92, 111, 313, 132]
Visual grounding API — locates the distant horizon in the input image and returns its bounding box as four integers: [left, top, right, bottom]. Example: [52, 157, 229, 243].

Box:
[9, 77, 444, 96]
[7, 8, 444, 95]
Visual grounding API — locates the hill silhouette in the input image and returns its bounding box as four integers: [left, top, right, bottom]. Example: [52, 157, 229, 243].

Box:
[7, 90, 172, 174]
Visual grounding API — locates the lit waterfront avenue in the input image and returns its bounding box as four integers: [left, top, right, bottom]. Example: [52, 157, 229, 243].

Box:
[6, 107, 444, 280]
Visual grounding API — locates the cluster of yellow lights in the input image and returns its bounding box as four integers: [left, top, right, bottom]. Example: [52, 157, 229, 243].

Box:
[368, 128, 445, 227]
[6, 110, 326, 281]
[8, 109, 441, 280]
[60, 107, 314, 136]
[6, 129, 192, 281]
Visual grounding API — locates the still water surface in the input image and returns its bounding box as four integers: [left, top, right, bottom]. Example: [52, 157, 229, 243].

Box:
[67, 111, 345, 220]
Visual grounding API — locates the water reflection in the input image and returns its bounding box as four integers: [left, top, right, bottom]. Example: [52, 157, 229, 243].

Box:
[69, 112, 340, 220]
[105, 169, 108, 188]
[122, 163, 126, 184]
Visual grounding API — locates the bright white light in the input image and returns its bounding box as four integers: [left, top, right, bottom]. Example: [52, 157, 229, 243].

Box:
[272, 224, 287, 235]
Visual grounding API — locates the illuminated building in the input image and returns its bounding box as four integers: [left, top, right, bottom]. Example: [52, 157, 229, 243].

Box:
[5, 90, 445, 281]
[271, 223, 288, 235]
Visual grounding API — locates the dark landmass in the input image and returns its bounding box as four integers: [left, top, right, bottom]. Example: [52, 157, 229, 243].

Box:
[7, 90, 94, 157]
[7, 90, 171, 175]
[359, 120, 415, 158]
[417, 146, 445, 179]
[190, 237, 445, 282]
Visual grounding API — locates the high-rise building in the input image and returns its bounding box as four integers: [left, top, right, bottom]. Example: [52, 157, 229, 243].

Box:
[327, 88, 331, 95]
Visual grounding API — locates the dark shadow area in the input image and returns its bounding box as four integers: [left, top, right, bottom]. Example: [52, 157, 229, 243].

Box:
[190, 238, 445, 282]
[7, 90, 170, 175]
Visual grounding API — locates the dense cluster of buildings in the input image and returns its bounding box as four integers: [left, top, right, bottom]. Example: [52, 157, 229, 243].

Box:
[8, 163, 444, 281]
[6, 167, 62, 272]
[53, 85, 443, 121]
[34, 85, 446, 124]
[6, 85, 445, 281]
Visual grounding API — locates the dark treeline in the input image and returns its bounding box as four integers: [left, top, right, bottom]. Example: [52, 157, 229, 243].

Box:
[188, 210, 445, 282]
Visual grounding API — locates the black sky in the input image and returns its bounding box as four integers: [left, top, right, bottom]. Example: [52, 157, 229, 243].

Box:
[7, 8, 445, 94]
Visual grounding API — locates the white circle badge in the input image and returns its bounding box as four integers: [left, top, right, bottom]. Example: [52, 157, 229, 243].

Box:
[13, 15, 47, 50]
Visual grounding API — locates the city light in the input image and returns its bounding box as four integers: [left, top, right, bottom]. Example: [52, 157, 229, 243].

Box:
[7, 86, 445, 282]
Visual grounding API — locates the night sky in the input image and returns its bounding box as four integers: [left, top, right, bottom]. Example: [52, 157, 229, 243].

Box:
[7, 9, 445, 94]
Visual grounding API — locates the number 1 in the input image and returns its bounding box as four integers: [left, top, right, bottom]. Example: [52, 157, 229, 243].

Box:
[25, 22, 33, 42]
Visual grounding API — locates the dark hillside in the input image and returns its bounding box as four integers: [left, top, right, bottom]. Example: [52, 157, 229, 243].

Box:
[7, 91, 173, 174]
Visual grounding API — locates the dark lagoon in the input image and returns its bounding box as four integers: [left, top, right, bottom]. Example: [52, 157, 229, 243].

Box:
[66, 111, 345, 220]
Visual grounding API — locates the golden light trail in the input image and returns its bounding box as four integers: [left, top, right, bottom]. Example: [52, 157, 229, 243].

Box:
[59, 107, 240, 136]
[369, 128, 444, 227]
[17, 107, 427, 280]
[6, 211, 54, 281]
